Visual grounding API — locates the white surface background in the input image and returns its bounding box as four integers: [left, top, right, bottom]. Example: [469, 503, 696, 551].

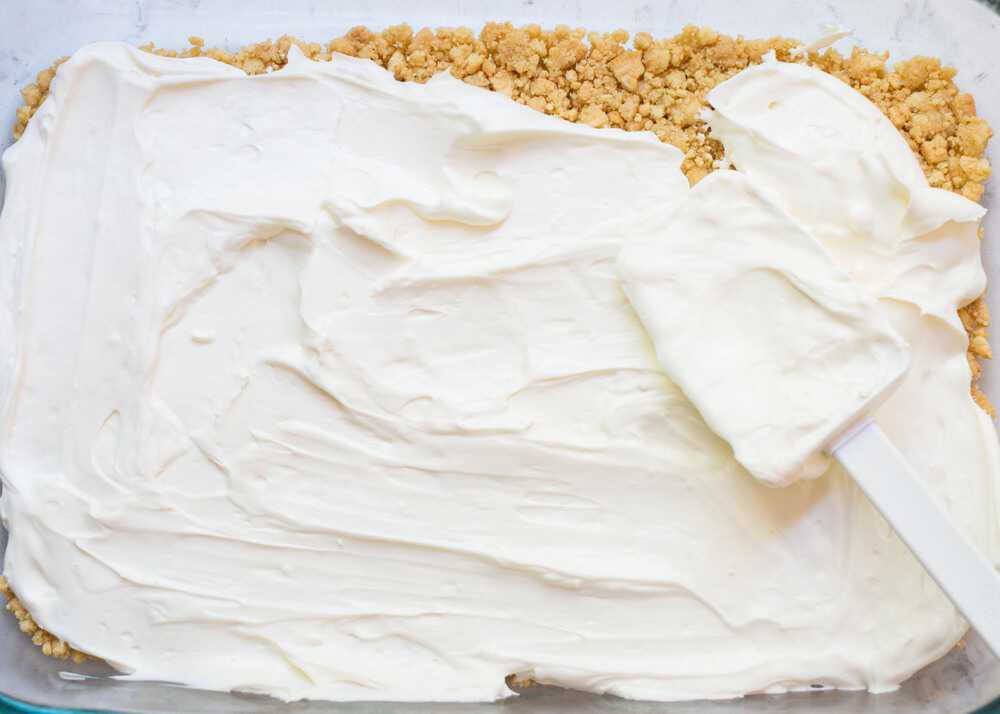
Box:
[0, 0, 998, 396]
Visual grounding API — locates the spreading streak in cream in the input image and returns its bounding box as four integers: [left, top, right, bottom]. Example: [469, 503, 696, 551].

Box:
[0, 44, 998, 703]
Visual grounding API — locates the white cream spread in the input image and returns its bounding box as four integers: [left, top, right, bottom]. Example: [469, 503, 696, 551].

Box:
[617, 170, 911, 486]
[0, 44, 998, 703]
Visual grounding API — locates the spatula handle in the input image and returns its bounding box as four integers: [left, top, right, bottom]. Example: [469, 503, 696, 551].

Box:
[832, 420, 1000, 658]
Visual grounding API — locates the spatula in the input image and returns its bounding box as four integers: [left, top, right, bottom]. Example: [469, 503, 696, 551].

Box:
[618, 170, 1000, 657]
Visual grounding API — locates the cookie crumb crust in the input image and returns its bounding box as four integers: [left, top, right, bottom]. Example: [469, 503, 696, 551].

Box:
[3, 23, 995, 663]
[0, 576, 86, 663]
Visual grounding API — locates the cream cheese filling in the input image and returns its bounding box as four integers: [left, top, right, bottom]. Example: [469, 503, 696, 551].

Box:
[0, 44, 998, 703]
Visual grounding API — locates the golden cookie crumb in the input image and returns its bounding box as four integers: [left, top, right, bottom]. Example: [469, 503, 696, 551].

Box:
[962, 295, 995, 416]
[0, 576, 87, 663]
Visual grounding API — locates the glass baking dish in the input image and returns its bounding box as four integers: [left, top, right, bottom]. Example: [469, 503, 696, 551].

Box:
[2, 0, 1000, 711]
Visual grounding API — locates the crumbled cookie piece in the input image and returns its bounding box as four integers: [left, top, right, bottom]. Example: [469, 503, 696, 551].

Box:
[506, 672, 537, 689]
[0, 576, 86, 663]
[962, 295, 995, 415]
[12, 56, 67, 139]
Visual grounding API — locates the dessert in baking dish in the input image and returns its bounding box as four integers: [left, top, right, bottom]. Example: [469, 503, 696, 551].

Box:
[0, 23, 996, 702]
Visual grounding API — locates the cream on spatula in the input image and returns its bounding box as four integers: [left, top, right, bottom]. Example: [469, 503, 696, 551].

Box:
[619, 169, 1000, 656]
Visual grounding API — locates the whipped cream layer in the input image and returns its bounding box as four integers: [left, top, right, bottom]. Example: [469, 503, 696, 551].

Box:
[618, 170, 910, 486]
[1, 44, 998, 703]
